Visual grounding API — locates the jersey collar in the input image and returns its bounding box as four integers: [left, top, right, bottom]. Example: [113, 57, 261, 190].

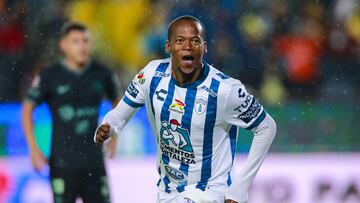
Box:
[171, 61, 210, 88]
[60, 59, 91, 75]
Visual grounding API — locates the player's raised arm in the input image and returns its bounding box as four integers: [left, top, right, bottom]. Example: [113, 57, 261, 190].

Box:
[94, 68, 148, 144]
[223, 80, 277, 203]
[94, 95, 142, 144]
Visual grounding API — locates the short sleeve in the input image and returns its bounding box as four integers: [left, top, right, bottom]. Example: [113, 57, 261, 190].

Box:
[104, 70, 121, 101]
[25, 71, 49, 105]
[224, 80, 266, 130]
[122, 70, 147, 108]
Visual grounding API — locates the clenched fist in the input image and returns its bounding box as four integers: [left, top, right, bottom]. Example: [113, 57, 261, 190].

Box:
[95, 123, 111, 144]
[224, 200, 238, 203]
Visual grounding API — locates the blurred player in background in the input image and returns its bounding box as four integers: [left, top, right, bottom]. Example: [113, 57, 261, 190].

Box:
[95, 15, 276, 203]
[22, 22, 120, 203]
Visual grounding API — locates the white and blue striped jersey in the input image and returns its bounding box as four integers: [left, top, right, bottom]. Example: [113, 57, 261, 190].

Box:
[105, 58, 267, 195]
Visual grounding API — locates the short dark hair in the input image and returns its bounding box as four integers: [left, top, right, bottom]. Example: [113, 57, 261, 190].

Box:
[60, 21, 88, 38]
[167, 15, 206, 41]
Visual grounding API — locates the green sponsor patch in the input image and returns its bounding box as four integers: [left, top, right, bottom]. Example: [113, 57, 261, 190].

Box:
[52, 178, 65, 195]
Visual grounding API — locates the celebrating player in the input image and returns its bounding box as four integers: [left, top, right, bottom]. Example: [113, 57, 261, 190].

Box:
[22, 22, 120, 203]
[95, 15, 276, 203]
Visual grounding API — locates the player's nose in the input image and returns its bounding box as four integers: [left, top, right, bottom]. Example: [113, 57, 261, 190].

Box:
[182, 40, 192, 50]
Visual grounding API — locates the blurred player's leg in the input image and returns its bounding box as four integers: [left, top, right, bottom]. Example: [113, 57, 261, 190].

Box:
[50, 167, 79, 203]
[80, 166, 110, 203]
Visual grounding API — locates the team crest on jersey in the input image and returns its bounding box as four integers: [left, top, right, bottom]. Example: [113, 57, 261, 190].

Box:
[135, 71, 146, 84]
[159, 119, 196, 164]
[195, 97, 207, 115]
[169, 99, 186, 115]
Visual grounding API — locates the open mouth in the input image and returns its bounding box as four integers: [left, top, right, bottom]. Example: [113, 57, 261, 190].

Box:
[182, 55, 194, 61]
[182, 55, 194, 66]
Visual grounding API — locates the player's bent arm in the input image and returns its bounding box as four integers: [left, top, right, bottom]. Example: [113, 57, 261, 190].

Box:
[94, 99, 139, 143]
[103, 97, 122, 158]
[225, 113, 277, 203]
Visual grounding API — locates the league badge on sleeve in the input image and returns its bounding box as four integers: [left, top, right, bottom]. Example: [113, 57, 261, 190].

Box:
[195, 97, 207, 115]
[135, 71, 146, 84]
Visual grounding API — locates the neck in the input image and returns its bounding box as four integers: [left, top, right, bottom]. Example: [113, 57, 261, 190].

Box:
[64, 58, 86, 72]
[172, 62, 203, 86]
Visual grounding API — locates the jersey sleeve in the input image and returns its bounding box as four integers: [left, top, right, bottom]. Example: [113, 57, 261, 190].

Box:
[95, 68, 150, 141]
[104, 69, 121, 101]
[25, 71, 50, 105]
[122, 69, 147, 108]
[223, 80, 266, 130]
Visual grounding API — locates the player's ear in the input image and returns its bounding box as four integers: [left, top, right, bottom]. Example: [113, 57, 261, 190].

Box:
[59, 38, 66, 53]
[204, 41, 208, 54]
[165, 40, 170, 54]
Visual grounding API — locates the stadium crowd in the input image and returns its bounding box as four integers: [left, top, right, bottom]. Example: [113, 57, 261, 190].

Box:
[1, 0, 360, 105]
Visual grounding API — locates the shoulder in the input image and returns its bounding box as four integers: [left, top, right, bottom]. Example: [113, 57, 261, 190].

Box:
[136, 58, 171, 81]
[39, 63, 62, 79]
[89, 60, 113, 74]
[206, 63, 244, 95]
[142, 58, 170, 73]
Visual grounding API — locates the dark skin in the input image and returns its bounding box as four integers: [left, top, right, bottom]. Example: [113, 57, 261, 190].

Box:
[95, 123, 111, 144]
[95, 19, 238, 203]
[165, 19, 207, 86]
[224, 200, 237, 203]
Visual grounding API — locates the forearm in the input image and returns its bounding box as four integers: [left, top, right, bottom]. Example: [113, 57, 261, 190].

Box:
[21, 101, 38, 151]
[100, 99, 138, 137]
[226, 113, 277, 203]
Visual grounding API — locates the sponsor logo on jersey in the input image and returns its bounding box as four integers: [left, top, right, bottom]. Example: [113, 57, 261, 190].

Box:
[183, 198, 196, 203]
[91, 81, 103, 93]
[234, 95, 253, 113]
[126, 81, 139, 98]
[169, 99, 186, 115]
[135, 71, 146, 84]
[159, 119, 195, 164]
[155, 89, 167, 101]
[58, 105, 97, 123]
[216, 72, 230, 79]
[201, 85, 217, 97]
[154, 71, 171, 78]
[164, 165, 186, 182]
[75, 120, 90, 135]
[195, 97, 207, 115]
[58, 105, 75, 122]
[57, 84, 71, 95]
[237, 99, 262, 123]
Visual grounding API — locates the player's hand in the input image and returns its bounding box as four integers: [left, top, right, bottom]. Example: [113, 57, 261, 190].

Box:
[30, 147, 48, 171]
[224, 200, 238, 203]
[95, 123, 111, 144]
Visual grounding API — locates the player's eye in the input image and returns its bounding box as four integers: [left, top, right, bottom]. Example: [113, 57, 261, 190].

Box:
[192, 39, 201, 45]
[175, 39, 184, 44]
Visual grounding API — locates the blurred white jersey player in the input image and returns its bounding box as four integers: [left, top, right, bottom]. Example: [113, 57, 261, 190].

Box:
[95, 16, 276, 203]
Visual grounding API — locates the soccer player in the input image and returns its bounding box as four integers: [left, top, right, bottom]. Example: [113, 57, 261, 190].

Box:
[22, 22, 120, 203]
[95, 15, 276, 203]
